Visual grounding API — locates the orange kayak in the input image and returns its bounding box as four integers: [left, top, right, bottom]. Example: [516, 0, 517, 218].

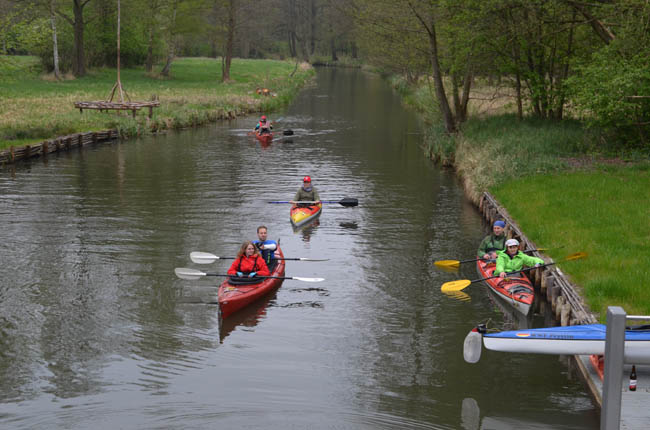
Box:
[290, 203, 322, 227]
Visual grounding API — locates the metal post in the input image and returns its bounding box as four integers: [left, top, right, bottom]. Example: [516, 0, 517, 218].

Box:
[601, 306, 626, 430]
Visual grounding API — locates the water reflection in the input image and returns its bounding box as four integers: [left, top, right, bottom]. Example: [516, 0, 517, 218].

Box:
[219, 291, 275, 343]
[293, 219, 320, 241]
[339, 221, 358, 230]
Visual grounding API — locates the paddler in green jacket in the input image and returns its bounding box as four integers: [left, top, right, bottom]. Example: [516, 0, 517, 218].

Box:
[477, 220, 507, 260]
[495, 238, 544, 278]
[290, 176, 321, 207]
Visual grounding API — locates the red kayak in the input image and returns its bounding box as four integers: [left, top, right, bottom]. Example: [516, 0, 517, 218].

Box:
[477, 259, 535, 316]
[255, 132, 273, 145]
[218, 247, 285, 319]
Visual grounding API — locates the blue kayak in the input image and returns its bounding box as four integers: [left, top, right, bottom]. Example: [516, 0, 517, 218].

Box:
[465, 324, 650, 364]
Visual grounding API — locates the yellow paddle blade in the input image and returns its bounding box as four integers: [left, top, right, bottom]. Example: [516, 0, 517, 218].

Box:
[565, 252, 587, 261]
[434, 260, 460, 268]
[441, 279, 472, 292]
[443, 290, 472, 302]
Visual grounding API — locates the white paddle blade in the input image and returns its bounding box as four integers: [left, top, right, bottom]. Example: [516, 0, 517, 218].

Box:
[298, 258, 329, 262]
[293, 277, 325, 282]
[463, 329, 483, 364]
[175, 268, 207, 280]
[190, 252, 219, 264]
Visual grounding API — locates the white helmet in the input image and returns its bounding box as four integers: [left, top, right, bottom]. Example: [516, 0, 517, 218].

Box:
[505, 238, 519, 247]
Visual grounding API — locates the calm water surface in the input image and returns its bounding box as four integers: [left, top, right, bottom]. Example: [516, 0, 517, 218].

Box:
[0, 68, 598, 429]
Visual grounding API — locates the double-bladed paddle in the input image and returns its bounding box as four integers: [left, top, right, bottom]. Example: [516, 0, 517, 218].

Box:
[175, 267, 325, 283]
[440, 252, 587, 292]
[434, 248, 549, 269]
[190, 251, 329, 264]
[267, 197, 358, 207]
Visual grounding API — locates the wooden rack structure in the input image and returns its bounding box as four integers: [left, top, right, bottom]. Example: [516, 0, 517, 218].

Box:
[74, 0, 159, 118]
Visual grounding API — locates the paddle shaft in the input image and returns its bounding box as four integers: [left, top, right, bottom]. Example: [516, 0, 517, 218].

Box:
[197, 272, 307, 281]
[268, 197, 358, 207]
[460, 249, 543, 264]
[197, 256, 326, 261]
[469, 261, 556, 284]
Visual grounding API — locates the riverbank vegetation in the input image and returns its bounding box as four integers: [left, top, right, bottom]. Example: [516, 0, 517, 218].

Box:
[369, 1, 650, 318]
[0, 56, 314, 150]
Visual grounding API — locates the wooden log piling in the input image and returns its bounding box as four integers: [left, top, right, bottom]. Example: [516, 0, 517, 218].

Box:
[0, 130, 118, 165]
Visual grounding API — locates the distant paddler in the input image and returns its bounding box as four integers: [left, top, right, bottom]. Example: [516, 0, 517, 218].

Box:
[255, 115, 273, 135]
[477, 220, 506, 260]
[290, 176, 321, 207]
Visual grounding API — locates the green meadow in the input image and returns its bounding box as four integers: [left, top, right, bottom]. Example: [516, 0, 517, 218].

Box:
[0, 56, 314, 150]
[492, 165, 650, 318]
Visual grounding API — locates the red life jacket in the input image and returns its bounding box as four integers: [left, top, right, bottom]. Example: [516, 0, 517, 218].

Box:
[258, 120, 271, 132]
[227, 254, 270, 276]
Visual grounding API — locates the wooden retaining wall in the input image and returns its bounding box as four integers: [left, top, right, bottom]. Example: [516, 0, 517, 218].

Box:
[479, 192, 597, 325]
[0, 129, 118, 165]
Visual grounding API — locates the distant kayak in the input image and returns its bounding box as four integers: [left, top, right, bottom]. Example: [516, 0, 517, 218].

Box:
[464, 323, 650, 364]
[290, 203, 322, 227]
[218, 247, 286, 319]
[255, 132, 273, 145]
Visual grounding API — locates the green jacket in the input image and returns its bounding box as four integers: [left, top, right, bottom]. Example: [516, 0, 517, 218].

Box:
[294, 186, 320, 202]
[477, 233, 506, 257]
[495, 250, 544, 275]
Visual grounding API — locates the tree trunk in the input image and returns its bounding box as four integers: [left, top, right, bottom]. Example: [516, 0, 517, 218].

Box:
[145, 14, 155, 73]
[288, 31, 297, 57]
[427, 24, 456, 133]
[310, 0, 316, 55]
[458, 63, 473, 124]
[221, 0, 235, 82]
[160, 50, 173, 76]
[72, 0, 86, 77]
[50, 0, 61, 79]
[160, 1, 177, 77]
[555, 9, 577, 120]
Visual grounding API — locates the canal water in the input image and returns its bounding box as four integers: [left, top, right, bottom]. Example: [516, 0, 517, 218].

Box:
[0, 68, 599, 429]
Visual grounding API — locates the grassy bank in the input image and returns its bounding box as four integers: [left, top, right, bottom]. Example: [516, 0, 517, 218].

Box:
[493, 165, 650, 318]
[392, 75, 650, 319]
[0, 56, 315, 150]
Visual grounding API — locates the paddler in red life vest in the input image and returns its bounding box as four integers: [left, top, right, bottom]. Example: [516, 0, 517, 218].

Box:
[255, 115, 273, 135]
[227, 241, 271, 278]
[290, 176, 321, 208]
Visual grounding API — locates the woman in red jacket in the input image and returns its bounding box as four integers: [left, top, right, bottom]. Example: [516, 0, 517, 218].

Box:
[227, 241, 271, 278]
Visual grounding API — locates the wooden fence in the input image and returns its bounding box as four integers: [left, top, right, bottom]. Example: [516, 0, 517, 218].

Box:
[0, 130, 118, 165]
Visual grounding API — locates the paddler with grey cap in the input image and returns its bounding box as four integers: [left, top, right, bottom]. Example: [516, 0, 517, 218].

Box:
[495, 238, 545, 278]
[477, 220, 507, 260]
